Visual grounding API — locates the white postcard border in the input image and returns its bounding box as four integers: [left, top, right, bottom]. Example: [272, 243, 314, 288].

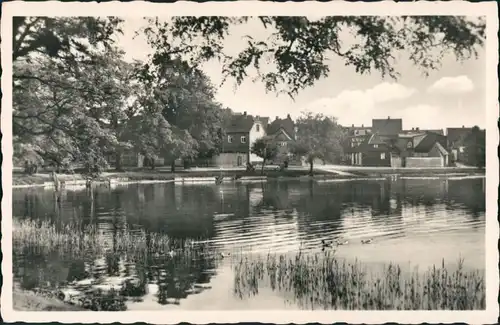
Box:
[1, 1, 498, 323]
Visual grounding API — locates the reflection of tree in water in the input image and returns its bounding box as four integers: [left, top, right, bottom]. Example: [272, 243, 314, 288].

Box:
[446, 179, 485, 217]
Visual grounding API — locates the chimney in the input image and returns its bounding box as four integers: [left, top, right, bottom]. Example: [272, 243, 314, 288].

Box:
[352, 124, 354, 127]
[361, 124, 364, 127]
[243, 111, 247, 116]
[462, 125, 464, 128]
[287, 114, 291, 120]
[276, 116, 279, 120]
[416, 127, 420, 131]
[388, 116, 390, 120]
[412, 127, 414, 131]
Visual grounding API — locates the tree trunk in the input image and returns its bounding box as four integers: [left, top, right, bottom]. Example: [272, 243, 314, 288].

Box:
[309, 160, 314, 176]
[115, 152, 122, 171]
[171, 160, 176, 173]
[261, 159, 266, 175]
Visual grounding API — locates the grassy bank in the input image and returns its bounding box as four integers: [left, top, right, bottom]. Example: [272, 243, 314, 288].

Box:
[12, 168, 336, 187]
[333, 166, 485, 177]
[13, 287, 85, 311]
[233, 252, 485, 310]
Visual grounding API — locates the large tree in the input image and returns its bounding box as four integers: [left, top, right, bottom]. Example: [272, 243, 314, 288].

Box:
[136, 58, 227, 171]
[13, 32, 135, 174]
[291, 113, 345, 175]
[143, 16, 485, 98]
[251, 137, 279, 175]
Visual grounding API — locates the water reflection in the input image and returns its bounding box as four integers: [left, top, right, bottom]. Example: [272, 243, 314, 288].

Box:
[13, 178, 485, 310]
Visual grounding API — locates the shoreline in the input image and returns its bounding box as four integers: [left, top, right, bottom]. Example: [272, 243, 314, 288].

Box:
[11, 167, 485, 189]
[13, 287, 85, 311]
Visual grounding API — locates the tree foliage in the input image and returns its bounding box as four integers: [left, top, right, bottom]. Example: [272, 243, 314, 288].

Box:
[463, 126, 485, 168]
[291, 113, 346, 174]
[143, 16, 485, 98]
[13, 17, 230, 175]
[135, 58, 227, 169]
[13, 17, 122, 62]
[251, 136, 279, 175]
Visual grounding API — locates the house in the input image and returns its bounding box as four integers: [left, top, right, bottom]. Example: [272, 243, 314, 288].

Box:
[446, 126, 474, 162]
[341, 124, 372, 163]
[345, 117, 449, 167]
[265, 114, 298, 165]
[349, 133, 395, 166]
[346, 117, 402, 166]
[372, 117, 403, 136]
[394, 131, 449, 167]
[214, 111, 268, 167]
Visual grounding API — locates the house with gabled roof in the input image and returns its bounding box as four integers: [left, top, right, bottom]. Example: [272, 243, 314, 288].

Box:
[345, 117, 449, 167]
[214, 111, 269, 167]
[265, 114, 298, 164]
[394, 131, 449, 167]
[346, 117, 402, 166]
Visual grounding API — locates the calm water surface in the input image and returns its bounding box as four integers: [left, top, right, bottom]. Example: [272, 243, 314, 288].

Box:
[13, 178, 486, 310]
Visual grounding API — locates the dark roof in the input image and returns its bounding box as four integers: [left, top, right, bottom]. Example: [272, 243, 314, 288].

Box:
[372, 118, 403, 136]
[446, 127, 473, 144]
[267, 115, 295, 139]
[226, 113, 269, 133]
[414, 134, 437, 153]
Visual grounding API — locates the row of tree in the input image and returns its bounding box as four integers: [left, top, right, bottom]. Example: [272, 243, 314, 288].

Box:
[13, 16, 485, 175]
[13, 17, 233, 175]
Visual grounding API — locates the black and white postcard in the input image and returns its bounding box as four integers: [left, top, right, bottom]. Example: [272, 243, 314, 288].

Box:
[1, 1, 498, 323]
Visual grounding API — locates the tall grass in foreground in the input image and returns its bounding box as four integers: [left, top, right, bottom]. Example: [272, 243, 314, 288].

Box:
[232, 252, 485, 310]
[13, 218, 208, 259]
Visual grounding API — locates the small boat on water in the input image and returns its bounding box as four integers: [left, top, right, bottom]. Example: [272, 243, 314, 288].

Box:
[336, 239, 349, 246]
[361, 238, 373, 244]
[219, 252, 231, 258]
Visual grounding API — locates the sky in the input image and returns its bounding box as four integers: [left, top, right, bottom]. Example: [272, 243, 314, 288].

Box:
[116, 17, 486, 130]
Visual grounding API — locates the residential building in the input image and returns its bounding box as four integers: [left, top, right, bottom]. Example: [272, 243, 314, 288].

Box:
[266, 114, 298, 165]
[394, 131, 449, 167]
[341, 124, 372, 163]
[372, 117, 403, 136]
[346, 117, 402, 166]
[345, 117, 449, 167]
[215, 111, 269, 167]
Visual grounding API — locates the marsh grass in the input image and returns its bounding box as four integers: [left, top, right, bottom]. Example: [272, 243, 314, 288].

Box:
[13, 218, 217, 311]
[232, 251, 485, 310]
[13, 218, 209, 259]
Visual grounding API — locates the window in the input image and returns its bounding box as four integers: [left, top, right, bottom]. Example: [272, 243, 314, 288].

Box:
[459, 146, 465, 153]
[280, 142, 286, 147]
[241, 136, 247, 143]
[373, 144, 378, 148]
[407, 142, 413, 148]
[227, 135, 233, 143]
[256, 124, 260, 132]
[380, 153, 386, 160]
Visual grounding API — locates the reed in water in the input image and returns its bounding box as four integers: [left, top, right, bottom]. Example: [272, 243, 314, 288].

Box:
[232, 251, 485, 310]
[13, 218, 209, 258]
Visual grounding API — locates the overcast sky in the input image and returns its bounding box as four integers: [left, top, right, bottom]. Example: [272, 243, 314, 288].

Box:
[116, 17, 486, 130]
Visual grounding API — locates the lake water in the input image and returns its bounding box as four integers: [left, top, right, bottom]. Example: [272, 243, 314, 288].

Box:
[12, 177, 486, 310]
